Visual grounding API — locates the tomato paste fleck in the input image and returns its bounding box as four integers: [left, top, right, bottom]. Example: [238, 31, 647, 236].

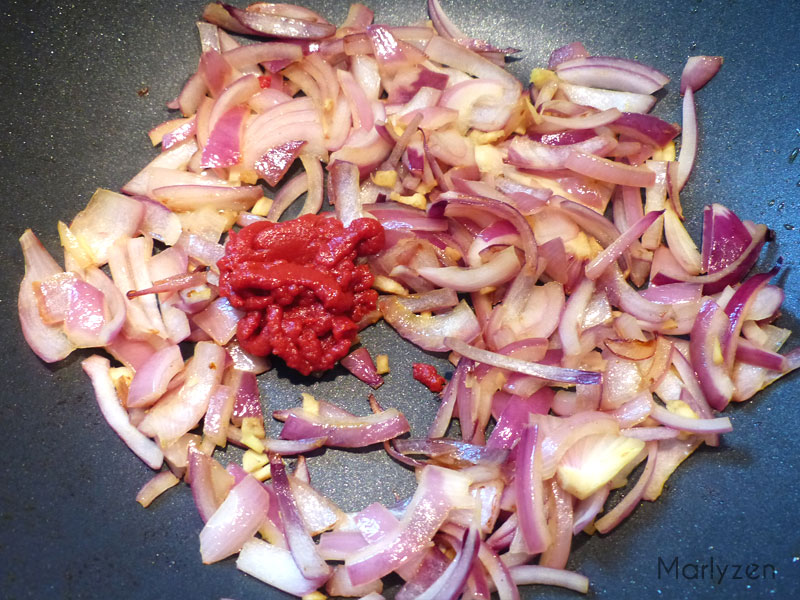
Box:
[218, 214, 384, 375]
[412, 362, 447, 393]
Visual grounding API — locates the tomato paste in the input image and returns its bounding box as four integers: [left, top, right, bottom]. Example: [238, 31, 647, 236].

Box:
[218, 214, 384, 375]
[412, 362, 447, 393]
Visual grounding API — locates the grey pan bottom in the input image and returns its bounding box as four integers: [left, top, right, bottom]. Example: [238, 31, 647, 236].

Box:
[1, 0, 799, 598]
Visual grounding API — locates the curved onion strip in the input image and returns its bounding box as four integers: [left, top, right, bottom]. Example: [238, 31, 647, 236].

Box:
[594, 441, 658, 533]
[237, 538, 329, 596]
[681, 55, 723, 95]
[446, 337, 601, 385]
[515, 423, 551, 554]
[345, 466, 474, 586]
[417, 245, 521, 292]
[676, 87, 697, 190]
[650, 403, 732, 434]
[690, 300, 735, 410]
[269, 453, 332, 579]
[81, 354, 163, 469]
[379, 297, 480, 352]
[136, 470, 180, 507]
[276, 405, 410, 448]
[509, 565, 590, 593]
[199, 474, 271, 563]
[585, 210, 663, 280]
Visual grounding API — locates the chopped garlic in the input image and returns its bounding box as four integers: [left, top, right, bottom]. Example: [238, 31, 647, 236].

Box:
[667, 400, 699, 420]
[372, 170, 398, 188]
[243, 449, 268, 473]
[301, 392, 319, 414]
[530, 67, 556, 88]
[474, 144, 504, 175]
[373, 274, 408, 296]
[390, 191, 427, 210]
[712, 337, 724, 365]
[375, 354, 390, 375]
[250, 197, 274, 217]
[241, 435, 265, 454]
[58, 221, 95, 268]
[251, 464, 272, 482]
[241, 417, 265, 439]
[652, 141, 676, 161]
[468, 129, 505, 145]
[444, 246, 462, 262]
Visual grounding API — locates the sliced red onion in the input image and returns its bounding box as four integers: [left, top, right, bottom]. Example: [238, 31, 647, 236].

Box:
[735, 338, 786, 371]
[200, 474, 270, 564]
[276, 403, 409, 448]
[345, 466, 474, 586]
[330, 160, 366, 227]
[202, 384, 235, 447]
[261, 437, 327, 455]
[565, 151, 656, 187]
[650, 403, 732, 434]
[81, 355, 163, 469]
[201, 104, 249, 169]
[595, 441, 657, 533]
[138, 341, 226, 446]
[547, 41, 588, 68]
[379, 296, 480, 352]
[136, 196, 183, 245]
[214, 4, 335, 39]
[127, 270, 207, 299]
[690, 300, 735, 410]
[585, 210, 663, 280]
[417, 246, 521, 292]
[721, 266, 780, 366]
[127, 345, 184, 408]
[192, 296, 243, 345]
[557, 80, 656, 114]
[341, 347, 384, 388]
[231, 371, 263, 426]
[255, 139, 306, 187]
[446, 337, 601, 385]
[122, 140, 198, 196]
[680, 55, 723, 95]
[515, 423, 551, 554]
[507, 133, 617, 171]
[226, 341, 271, 374]
[136, 470, 180, 508]
[392, 438, 508, 467]
[610, 112, 680, 147]
[510, 565, 589, 594]
[676, 86, 697, 190]
[236, 538, 329, 596]
[413, 525, 479, 600]
[269, 453, 332, 579]
[540, 107, 622, 131]
[153, 184, 262, 212]
[69, 189, 145, 267]
[424, 36, 521, 131]
[223, 41, 303, 71]
[555, 56, 669, 94]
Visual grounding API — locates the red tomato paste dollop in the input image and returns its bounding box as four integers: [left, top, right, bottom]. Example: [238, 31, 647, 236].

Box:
[218, 214, 385, 376]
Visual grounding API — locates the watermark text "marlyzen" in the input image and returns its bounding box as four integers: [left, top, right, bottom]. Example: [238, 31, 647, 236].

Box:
[658, 556, 777, 585]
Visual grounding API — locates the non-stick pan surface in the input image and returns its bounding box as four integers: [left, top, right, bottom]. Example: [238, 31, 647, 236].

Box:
[1, 1, 798, 598]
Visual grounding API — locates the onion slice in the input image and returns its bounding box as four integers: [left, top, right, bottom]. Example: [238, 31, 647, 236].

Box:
[445, 337, 602, 385]
[81, 355, 163, 470]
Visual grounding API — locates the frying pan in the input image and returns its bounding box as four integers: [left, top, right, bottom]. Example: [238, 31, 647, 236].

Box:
[1, 0, 798, 598]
